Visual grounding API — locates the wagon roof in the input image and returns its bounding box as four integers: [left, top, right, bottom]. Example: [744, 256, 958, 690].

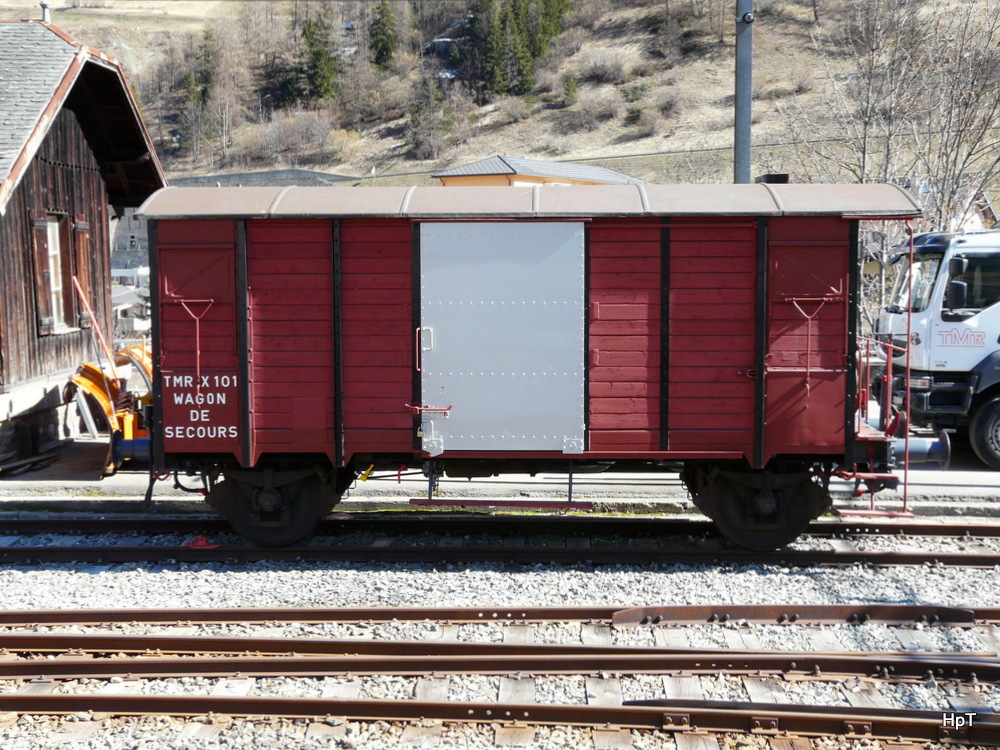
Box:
[138, 183, 921, 220]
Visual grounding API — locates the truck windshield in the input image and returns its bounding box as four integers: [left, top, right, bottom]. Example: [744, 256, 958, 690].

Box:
[950, 254, 1000, 312]
[888, 253, 942, 313]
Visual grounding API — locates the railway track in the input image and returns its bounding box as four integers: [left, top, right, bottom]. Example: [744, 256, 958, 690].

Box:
[2, 545, 998, 566]
[0, 605, 997, 745]
[2, 513, 1000, 538]
[1, 603, 995, 627]
[0, 513, 997, 566]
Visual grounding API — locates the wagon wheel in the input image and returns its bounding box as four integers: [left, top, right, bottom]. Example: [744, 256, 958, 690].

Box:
[705, 474, 827, 551]
[209, 474, 336, 548]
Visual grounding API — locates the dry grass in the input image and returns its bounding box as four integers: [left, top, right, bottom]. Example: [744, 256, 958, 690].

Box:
[5, 0, 866, 183]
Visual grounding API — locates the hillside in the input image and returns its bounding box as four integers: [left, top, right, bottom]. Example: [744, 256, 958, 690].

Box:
[1, 0, 998, 215]
[342, 2, 832, 185]
[0, 0, 845, 184]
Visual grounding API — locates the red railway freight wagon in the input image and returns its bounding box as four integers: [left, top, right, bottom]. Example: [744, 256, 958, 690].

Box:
[133, 183, 924, 549]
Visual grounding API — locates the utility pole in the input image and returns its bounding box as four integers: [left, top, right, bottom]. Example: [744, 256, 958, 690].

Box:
[734, 0, 755, 183]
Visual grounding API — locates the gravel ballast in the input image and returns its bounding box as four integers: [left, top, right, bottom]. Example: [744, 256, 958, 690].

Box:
[0, 544, 998, 748]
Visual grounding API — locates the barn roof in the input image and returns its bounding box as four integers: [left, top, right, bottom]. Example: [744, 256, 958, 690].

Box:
[432, 154, 645, 185]
[139, 183, 922, 220]
[0, 21, 165, 213]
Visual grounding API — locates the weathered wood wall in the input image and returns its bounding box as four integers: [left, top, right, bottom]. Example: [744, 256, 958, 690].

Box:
[0, 105, 111, 391]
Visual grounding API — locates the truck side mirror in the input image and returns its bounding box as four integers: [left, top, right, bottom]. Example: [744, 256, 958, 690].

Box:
[945, 279, 967, 310]
[948, 257, 968, 276]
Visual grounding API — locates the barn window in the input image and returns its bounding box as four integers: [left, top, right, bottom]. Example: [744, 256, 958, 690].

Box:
[46, 216, 71, 331]
[31, 212, 90, 335]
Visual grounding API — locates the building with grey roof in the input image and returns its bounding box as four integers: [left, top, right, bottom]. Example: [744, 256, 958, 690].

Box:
[0, 19, 165, 458]
[432, 154, 644, 187]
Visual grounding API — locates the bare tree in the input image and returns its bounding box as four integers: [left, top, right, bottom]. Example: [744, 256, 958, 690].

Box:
[907, 4, 1000, 230]
[781, 0, 923, 186]
[207, 84, 240, 165]
[773, 0, 1000, 330]
[781, 0, 1000, 227]
[809, 0, 821, 25]
[194, 21, 250, 166]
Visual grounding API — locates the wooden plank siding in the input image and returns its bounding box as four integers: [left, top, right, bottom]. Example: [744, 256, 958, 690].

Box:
[339, 219, 414, 457]
[667, 219, 757, 457]
[763, 216, 851, 457]
[0, 106, 111, 391]
[587, 220, 662, 451]
[155, 219, 243, 461]
[246, 220, 335, 463]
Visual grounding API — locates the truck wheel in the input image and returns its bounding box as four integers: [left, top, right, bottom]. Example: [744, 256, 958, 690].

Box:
[970, 397, 1000, 470]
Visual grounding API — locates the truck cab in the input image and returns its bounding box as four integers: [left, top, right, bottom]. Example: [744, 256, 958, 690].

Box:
[877, 231, 1000, 468]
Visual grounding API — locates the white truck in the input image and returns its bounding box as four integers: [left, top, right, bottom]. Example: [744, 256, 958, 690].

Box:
[875, 231, 1000, 469]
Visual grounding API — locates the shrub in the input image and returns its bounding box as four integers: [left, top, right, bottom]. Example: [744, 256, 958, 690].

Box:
[655, 90, 680, 119]
[631, 108, 661, 138]
[547, 27, 588, 60]
[327, 129, 360, 161]
[580, 49, 628, 84]
[411, 129, 447, 160]
[563, 76, 580, 106]
[539, 135, 568, 155]
[622, 81, 650, 103]
[534, 68, 562, 94]
[572, 88, 622, 130]
[793, 74, 814, 95]
[497, 96, 532, 124]
[242, 110, 359, 164]
[568, 0, 604, 31]
[632, 61, 656, 78]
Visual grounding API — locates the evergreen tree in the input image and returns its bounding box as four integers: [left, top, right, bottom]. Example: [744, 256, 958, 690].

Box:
[482, 0, 508, 93]
[505, 0, 534, 93]
[369, 0, 397, 70]
[179, 70, 205, 156]
[541, 0, 569, 46]
[524, 0, 544, 58]
[408, 76, 447, 159]
[195, 24, 219, 101]
[466, 0, 566, 97]
[301, 15, 340, 101]
[182, 70, 200, 103]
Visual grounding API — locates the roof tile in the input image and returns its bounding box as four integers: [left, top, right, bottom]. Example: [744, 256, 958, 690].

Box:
[0, 22, 78, 183]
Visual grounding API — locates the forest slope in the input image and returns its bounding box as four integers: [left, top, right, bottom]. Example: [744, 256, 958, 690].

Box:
[2, 0, 999, 227]
[0, 0, 844, 183]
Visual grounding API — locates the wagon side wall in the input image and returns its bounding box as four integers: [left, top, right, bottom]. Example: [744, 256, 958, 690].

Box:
[154, 219, 243, 464]
[587, 219, 662, 452]
[666, 218, 759, 461]
[763, 216, 853, 460]
[339, 218, 415, 459]
[151, 210, 863, 473]
[246, 219, 336, 465]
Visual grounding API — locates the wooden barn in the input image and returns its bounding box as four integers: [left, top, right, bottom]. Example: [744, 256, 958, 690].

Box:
[0, 20, 165, 459]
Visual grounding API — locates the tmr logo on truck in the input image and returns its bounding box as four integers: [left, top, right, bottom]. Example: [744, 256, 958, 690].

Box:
[938, 327, 986, 347]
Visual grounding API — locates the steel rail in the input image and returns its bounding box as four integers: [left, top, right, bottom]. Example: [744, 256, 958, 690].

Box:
[0, 514, 998, 539]
[1, 544, 997, 566]
[0, 694, 994, 743]
[0, 633, 679, 657]
[0, 649, 996, 681]
[2, 631, 996, 663]
[0, 604, 995, 627]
